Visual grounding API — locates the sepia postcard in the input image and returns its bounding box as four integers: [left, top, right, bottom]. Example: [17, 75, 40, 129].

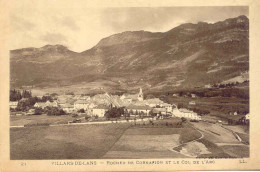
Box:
[0, 0, 260, 171]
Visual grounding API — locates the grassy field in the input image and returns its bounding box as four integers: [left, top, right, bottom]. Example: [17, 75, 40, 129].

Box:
[10, 114, 76, 126]
[192, 122, 240, 143]
[10, 116, 249, 159]
[197, 139, 233, 158]
[103, 118, 201, 159]
[220, 145, 249, 158]
[10, 123, 130, 159]
[103, 127, 188, 159]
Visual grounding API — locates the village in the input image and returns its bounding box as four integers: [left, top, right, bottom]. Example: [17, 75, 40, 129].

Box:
[9, 88, 203, 125]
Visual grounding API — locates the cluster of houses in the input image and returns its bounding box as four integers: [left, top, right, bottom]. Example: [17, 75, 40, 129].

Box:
[9, 88, 203, 120]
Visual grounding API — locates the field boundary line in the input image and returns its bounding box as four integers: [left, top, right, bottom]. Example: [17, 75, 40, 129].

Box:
[170, 122, 204, 157]
[101, 123, 132, 158]
[221, 125, 244, 143]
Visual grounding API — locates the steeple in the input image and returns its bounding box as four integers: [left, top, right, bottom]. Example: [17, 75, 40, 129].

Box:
[138, 88, 143, 101]
[139, 88, 142, 94]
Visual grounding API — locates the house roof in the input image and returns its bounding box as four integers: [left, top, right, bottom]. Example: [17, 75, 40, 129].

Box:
[63, 103, 74, 108]
[145, 98, 164, 104]
[126, 105, 152, 110]
[35, 102, 46, 107]
[36, 102, 46, 105]
[161, 103, 171, 107]
[153, 108, 167, 113]
[179, 108, 193, 113]
[94, 104, 109, 109]
[9, 101, 18, 105]
[57, 98, 66, 102]
[123, 94, 138, 100]
[227, 115, 245, 121]
[74, 100, 89, 104]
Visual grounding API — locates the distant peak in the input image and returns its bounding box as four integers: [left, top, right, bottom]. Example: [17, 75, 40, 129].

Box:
[197, 21, 208, 25]
[237, 15, 248, 19]
[41, 44, 68, 49]
[223, 15, 249, 24]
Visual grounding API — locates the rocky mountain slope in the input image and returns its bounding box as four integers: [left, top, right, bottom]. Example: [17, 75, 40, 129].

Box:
[10, 15, 249, 93]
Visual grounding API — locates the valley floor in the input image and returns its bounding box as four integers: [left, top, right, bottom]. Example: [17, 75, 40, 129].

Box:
[10, 118, 249, 159]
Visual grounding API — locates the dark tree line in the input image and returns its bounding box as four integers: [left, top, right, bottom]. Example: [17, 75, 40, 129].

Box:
[105, 107, 124, 119]
[10, 89, 23, 101]
[171, 87, 249, 100]
[10, 89, 33, 101]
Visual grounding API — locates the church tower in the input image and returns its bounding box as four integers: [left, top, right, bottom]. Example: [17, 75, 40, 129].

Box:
[138, 88, 143, 101]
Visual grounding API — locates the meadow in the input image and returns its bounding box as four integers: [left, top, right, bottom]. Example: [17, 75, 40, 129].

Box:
[10, 114, 75, 126]
[10, 123, 130, 159]
[10, 117, 249, 159]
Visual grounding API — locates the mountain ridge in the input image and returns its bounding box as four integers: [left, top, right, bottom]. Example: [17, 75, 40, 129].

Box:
[10, 15, 249, 93]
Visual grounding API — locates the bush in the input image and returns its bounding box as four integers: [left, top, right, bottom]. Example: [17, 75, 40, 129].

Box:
[41, 96, 53, 102]
[77, 109, 85, 113]
[177, 103, 184, 109]
[190, 119, 199, 122]
[72, 114, 78, 117]
[72, 119, 81, 123]
[34, 107, 43, 115]
[85, 116, 90, 121]
[46, 107, 66, 116]
[16, 97, 39, 112]
[181, 117, 187, 122]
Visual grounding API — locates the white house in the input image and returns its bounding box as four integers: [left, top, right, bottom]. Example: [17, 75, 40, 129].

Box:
[92, 105, 109, 117]
[45, 100, 58, 107]
[126, 105, 152, 116]
[74, 100, 89, 110]
[160, 103, 173, 113]
[9, 101, 18, 109]
[189, 101, 196, 105]
[205, 84, 212, 88]
[172, 108, 201, 120]
[34, 102, 46, 109]
[152, 108, 167, 115]
[62, 103, 74, 113]
[88, 103, 97, 109]
[27, 109, 35, 115]
[172, 93, 179, 97]
[245, 113, 250, 120]
[144, 98, 164, 107]
[57, 99, 66, 107]
[34, 101, 58, 109]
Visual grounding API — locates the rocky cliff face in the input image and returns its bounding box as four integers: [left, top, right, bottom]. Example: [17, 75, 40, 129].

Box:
[10, 15, 249, 92]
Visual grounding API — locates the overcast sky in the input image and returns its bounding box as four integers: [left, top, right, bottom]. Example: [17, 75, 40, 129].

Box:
[10, 6, 248, 52]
